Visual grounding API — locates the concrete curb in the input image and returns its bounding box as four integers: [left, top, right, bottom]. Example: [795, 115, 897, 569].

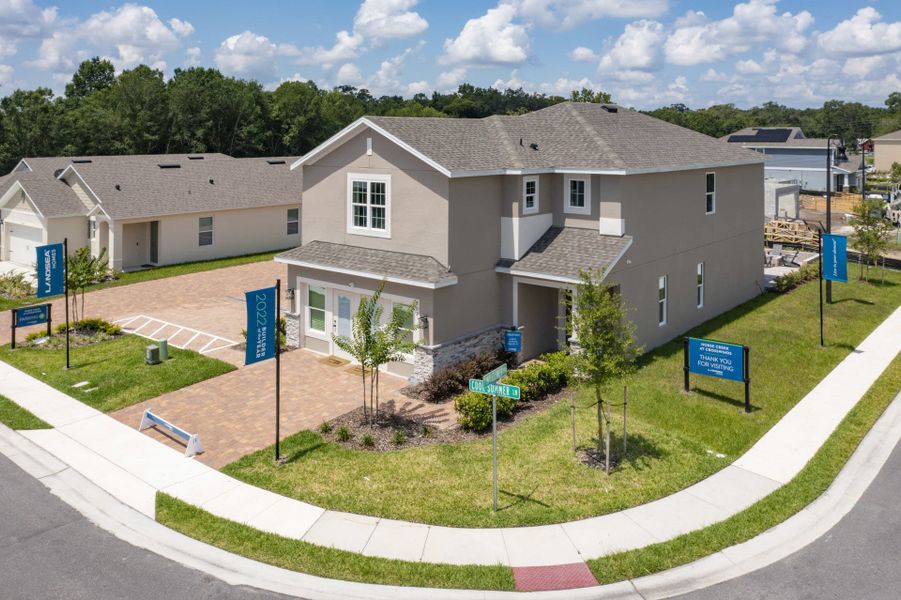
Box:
[3, 389, 899, 599]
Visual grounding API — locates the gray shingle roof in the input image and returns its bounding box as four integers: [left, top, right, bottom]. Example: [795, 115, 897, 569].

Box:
[874, 129, 901, 141]
[277, 241, 456, 286]
[364, 102, 761, 174]
[3, 154, 300, 220]
[0, 171, 87, 217]
[498, 227, 632, 282]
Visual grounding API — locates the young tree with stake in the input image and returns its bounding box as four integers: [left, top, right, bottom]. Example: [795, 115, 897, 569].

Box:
[569, 269, 641, 474]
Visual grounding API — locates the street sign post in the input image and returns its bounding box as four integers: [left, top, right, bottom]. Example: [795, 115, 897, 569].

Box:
[683, 337, 751, 413]
[470, 375, 521, 512]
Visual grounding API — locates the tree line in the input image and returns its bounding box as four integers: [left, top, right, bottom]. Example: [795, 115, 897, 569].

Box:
[0, 57, 898, 173]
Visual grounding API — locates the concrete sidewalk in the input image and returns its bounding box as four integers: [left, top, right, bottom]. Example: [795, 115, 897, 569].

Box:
[1, 306, 899, 570]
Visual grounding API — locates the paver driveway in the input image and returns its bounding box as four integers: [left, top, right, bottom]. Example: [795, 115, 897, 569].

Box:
[1, 260, 286, 365]
[111, 351, 455, 468]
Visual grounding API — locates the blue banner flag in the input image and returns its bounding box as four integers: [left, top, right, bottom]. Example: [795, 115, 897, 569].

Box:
[822, 233, 848, 283]
[35, 243, 65, 298]
[14, 304, 49, 327]
[245, 286, 276, 365]
[688, 338, 745, 382]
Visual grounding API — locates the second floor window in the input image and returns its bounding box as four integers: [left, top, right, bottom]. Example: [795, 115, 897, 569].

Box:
[523, 177, 539, 214]
[287, 208, 299, 235]
[198, 216, 213, 246]
[348, 174, 390, 237]
[564, 176, 590, 214]
[705, 172, 716, 214]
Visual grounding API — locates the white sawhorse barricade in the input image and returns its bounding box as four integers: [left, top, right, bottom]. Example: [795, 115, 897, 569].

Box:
[138, 409, 204, 457]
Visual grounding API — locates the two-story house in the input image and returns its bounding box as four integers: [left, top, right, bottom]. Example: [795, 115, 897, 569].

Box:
[722, 127, 861, 192]
[278, 102, 765, 381]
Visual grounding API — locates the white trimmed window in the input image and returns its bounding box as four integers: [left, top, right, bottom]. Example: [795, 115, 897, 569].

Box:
[697, 262, 705, 309]
[705, 172, 716, 214]
[658, 275, 668, 326]
[347, 174, 390, 237]
[564, 176, 591, 215]
[198, 216, 213, 246]
[87, 220, 97, 240]
[307, 285, 326, 334]
[287, 208, 299, 235]
[523, 177, 539, 214]
[393, 301, 417, 347]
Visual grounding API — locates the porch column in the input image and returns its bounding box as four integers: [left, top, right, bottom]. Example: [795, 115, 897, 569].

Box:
[512, 278, 519, 327]
[568, 287, 580, 350]
[108, 221, 124, 272]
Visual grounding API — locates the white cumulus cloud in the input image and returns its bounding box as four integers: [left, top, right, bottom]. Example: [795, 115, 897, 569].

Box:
[214, 31, 280, 79]
[515, 0, 669, 31]
[441, 3, 530, 66]
[598, 19, 665, 72]
[354, 0, 428, 41]
[817, 8, 901, 57]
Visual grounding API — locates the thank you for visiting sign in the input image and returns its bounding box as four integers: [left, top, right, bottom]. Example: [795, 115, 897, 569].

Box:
[504, 329, 522, 353]
[14, 304, 49, 327]
[822, 233, 848, 283]
[35, 242, 64, 298]
[245, 285, 276, 365]
[687, 338, 745, 382]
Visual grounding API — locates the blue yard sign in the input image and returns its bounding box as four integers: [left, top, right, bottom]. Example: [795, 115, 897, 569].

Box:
[245, 286, 276, 365]
[687, 338, 745, 382]
[35, 242, 65, 298]
[822, 233, 848, 283]
[504, 329, 522, 353]
[14, 304, 49, 327]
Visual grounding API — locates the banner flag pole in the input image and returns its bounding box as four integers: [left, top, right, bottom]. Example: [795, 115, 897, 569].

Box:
[818, 231, 824, 347]
[64, 237, 70, 369]
[275, 278, 282, 462]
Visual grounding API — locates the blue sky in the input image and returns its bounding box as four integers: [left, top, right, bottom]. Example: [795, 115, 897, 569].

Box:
[1, 0, 898, 109]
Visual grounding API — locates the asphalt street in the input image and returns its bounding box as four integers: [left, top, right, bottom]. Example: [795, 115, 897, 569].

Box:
[678, 440, 901, 600]
[0, 453, 289, 600]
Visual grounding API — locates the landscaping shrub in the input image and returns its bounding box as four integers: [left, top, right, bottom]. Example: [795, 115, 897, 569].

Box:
[336, 426, 351, 442]
[419, 347, 515, 403]
[361, 433, 375, 448]
[24, 331, 49, 343]
[391, 430, 406, 445]
[454, 391, 517, 432]
[773, 262, 819, 293]
[0, 273, 34, 300]
[318, 421, 332, 434]
[56, 318, 121, 336]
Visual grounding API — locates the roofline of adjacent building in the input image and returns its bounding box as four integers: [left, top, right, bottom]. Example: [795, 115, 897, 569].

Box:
[273, 255, 459, 289]
[764, 165, 859, 174]
[291, 116, 764, 180]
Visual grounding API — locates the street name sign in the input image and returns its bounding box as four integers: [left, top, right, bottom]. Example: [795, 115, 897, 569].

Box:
[469, 378, 521, 400]
[483, 364, 508, 384]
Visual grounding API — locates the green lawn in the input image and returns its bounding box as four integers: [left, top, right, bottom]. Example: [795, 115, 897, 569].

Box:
[0, 335, 235, 413]
[0, 394, 50, 430]
[156, 493, 515, 591]
[0, 249, 286, 312]
[224, 267, 901, 528]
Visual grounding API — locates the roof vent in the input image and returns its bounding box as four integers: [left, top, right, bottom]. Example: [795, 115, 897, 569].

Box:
[53, 168, 64, 178]
[266, 159, 287, 165]
[529, 142, 539, 151]
[209, 178, 215, 185]
[601, 105, 618, 113]
[72, 159, 93, 164]
[519, 138, 523, 146]
[158, 163, 181, 169]
[187, 155, 205, 160]
[115, 184, 121, 191]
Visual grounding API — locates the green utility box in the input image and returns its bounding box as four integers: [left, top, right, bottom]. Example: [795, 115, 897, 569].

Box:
[146, 344, 160, 365]
[158, 339, 169, 362]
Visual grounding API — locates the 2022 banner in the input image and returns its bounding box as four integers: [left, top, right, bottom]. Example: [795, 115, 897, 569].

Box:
[244, 286, 276, 365]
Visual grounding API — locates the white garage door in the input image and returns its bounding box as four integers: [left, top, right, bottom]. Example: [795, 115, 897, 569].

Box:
[7, 224, 43, 266]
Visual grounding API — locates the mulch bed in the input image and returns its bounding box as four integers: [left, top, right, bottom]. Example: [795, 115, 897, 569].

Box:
[19, 331, 120, 350]
[319, 388, 572, 452]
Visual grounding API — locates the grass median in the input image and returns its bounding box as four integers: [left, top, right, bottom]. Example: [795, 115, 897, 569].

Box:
[0, 334, 234, 413]
[224, 269, 901, 528]
[0, 394, 50, 429]
[156, 493, 515, 591]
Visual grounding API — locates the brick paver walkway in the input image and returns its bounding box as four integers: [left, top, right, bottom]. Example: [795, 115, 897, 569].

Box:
[1, 260, 286, 366]
[112, 350, 453, 468]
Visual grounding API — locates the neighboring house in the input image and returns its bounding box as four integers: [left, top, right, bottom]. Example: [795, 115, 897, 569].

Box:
[0, 154, 300, 271]
[764, 178, 801, 220]
[873, 129, 901, 172]
[277, 102, 765, 381]
[722, 127, 861, 192]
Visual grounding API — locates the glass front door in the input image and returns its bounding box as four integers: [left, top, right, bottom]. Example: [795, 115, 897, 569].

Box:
[333, 292, 356, 359]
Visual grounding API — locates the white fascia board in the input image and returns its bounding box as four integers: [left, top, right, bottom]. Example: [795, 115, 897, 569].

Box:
[764, 166, 857, 174]
[275, 256, 458, 289]
[0, 181, 47, 222]
[292, 118, 453, 178]
[12, 159, 33, 173]
[603, 237, 634, 279]
[86, 203, 112, 220]
[454, 159, 762, 179]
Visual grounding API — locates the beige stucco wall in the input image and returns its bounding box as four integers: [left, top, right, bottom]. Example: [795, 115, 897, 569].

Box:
[46, 216, 89, 254]
[874, 139, 901, 172]
[517, 282, 561, 359]
[110, 204, 300, 271]
[301, 129, 450, 265]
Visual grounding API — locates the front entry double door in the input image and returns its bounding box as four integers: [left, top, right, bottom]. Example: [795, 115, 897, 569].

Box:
[332, 291, 359, 361]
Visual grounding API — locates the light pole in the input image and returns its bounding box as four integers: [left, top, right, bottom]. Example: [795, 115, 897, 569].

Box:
[825, 134, 840, 304]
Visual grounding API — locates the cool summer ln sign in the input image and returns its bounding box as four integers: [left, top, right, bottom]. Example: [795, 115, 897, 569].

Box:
[684, 337, 751, 413]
